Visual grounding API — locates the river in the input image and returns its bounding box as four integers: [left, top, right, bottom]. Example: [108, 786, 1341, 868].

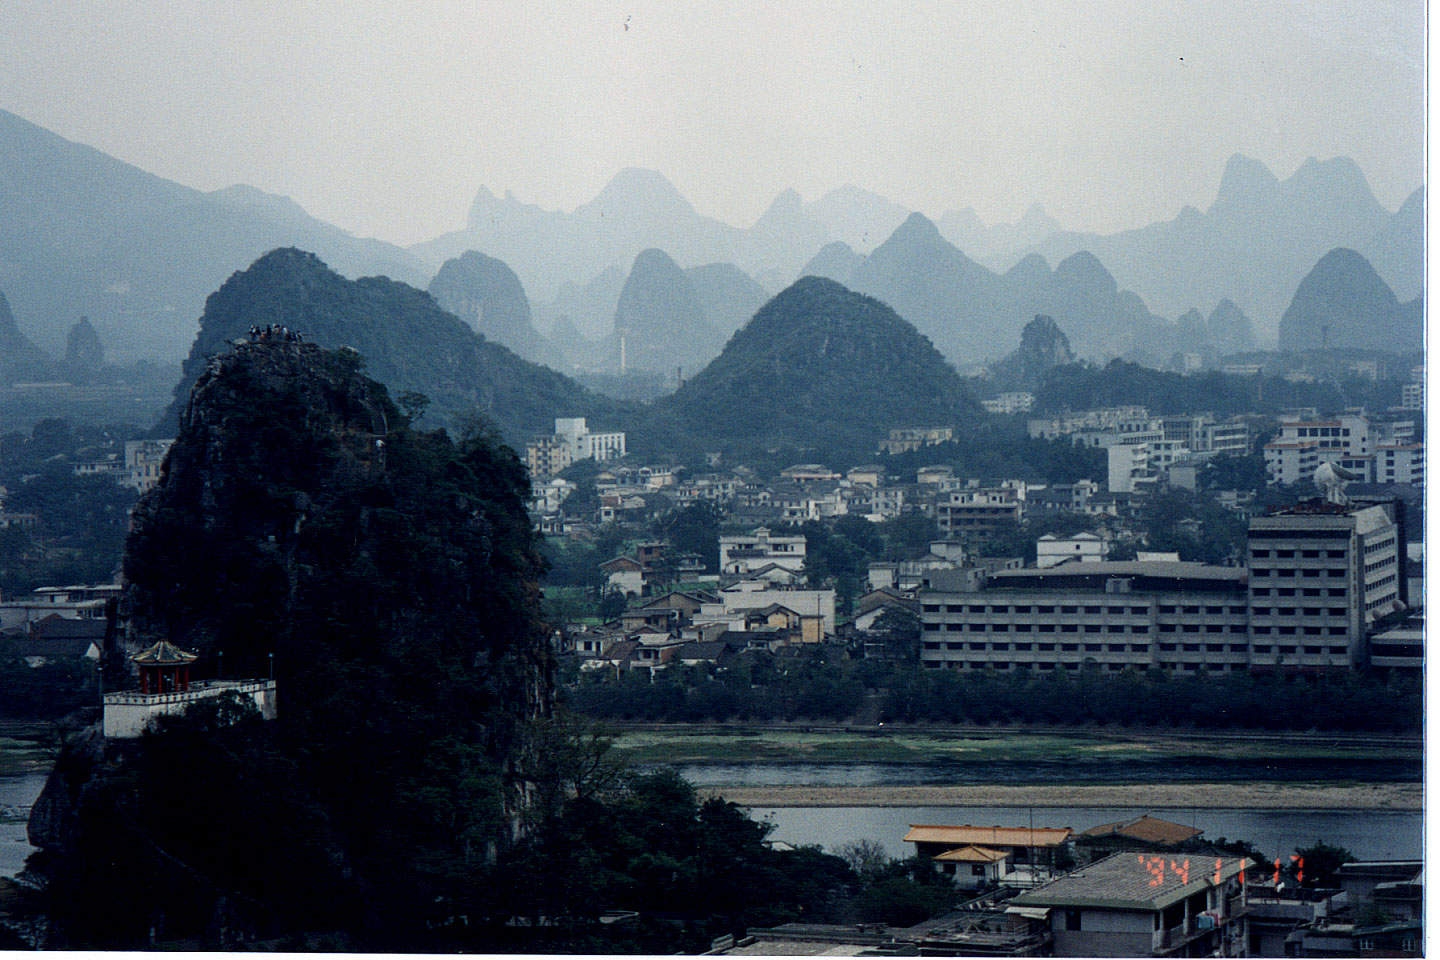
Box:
[747, 804, 1422, 863]
[666, 762, 1423, 864]
[0, 774, 46, 879]
[671, 757, 1421, 787]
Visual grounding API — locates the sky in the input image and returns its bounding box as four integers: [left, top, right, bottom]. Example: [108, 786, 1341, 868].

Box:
[0, 0, 1424, 246]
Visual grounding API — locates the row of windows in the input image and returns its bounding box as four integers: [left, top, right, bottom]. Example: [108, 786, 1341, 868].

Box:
[923, 641, 1254, 654]
[922, 661, 1253, 673]
[927, 622, 1247, 635]
[1250, 607, 1347, 617]
[1252, 588, 1346, 598]
[1250, 567, 1346, 578]
[1251, 645, 1349, 656]
[1252, 626, 1347, 636]
[922, 603, 1249, 615]
[1251, 549, 1346, 559]
[923, 603, 1152, 614]
[1364, 536, 1397, 555]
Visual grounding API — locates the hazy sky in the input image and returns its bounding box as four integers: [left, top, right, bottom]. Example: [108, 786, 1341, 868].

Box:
[0, 0, 1424, 246]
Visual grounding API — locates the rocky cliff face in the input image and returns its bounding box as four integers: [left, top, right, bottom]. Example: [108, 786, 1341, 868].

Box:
[427, 250, 565, 368]
[31, 338, 556, 947]
[989, 315, 1077, 390]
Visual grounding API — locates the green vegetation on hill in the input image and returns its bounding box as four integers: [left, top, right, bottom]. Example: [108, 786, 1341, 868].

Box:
[634, 277, 983, 462]
[1034, 359, 1402, 418]
[36, 341, 557, 947]
[157, 248, 633, 445]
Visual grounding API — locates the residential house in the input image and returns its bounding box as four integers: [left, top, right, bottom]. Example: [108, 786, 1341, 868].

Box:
[718, 527, 807, 577]
[1036, 532, 1110, 568]
[932, 845, 1015, 889]
[904, 824, 1074, 875]
[1007, 850, 1251, 957]
[880, 427, 954, 455]
[599, 556, 646, 597]
[1074, 816, 1202, 862]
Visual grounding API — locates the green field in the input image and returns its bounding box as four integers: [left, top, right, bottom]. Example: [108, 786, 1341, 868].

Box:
[606, 727, 1421, 767]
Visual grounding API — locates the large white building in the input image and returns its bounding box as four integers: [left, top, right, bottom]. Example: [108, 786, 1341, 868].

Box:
[718, 527, 807, 577]
[1036, 532, 1110, 568]
[525, 418, 626, 478]
[1263, 414, 1417, 485]
[918, 500, 1406, 675]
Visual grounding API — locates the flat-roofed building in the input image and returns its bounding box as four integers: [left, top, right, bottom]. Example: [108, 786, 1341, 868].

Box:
[718, 526, 807, 576]
[1007, 850, 1251, 957]
[936, 487, 1024, 533]
[1368, 615, 1422, 677]
[1247, 501, 1403, 671]
[919, 562, 1252, 676]
[1375, 443, 1424, 488]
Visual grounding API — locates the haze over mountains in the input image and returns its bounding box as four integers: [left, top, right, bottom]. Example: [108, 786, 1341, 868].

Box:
[0, 106, 1422, 380]
[157, 248, 626, 444]
[1030, 154, 1421, 341]
[0, 109, 425, 363]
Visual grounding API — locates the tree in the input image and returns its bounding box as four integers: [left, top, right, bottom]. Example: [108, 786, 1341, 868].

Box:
[656, 500, 723, 573]
[396, 390, 431, 423]
[598, 590, 628, 621]
[835, 839, 888, 879]
[1288, 841, 1354, 887]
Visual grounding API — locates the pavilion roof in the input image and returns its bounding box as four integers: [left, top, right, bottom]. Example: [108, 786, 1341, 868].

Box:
[132, 640, 199, 666]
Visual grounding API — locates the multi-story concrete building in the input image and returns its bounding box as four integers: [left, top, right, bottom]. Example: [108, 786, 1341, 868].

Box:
[1375, 443, 1424, 488]
[935, 488, 1024, 534]
[524, 434, 574, 479]
[1247, 501, 1403, 671]
[1263, 414, 1415, 485]
[1108, 442, 1158, 494]
[1036, 532, 1110, 568]
[1008, 851, 1251, 957]
[879, 426, 955, 455]
[918, 501, 1405, 675]
[920, 561, 1253, 676]
[526, 418, 626, 479]
[1027, 406, 1150, 440]
[981, 391, 1035, 415]
[718, 526, 807, 577]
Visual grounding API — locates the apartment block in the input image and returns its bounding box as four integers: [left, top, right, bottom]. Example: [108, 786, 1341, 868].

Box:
[918, 501, 1405, 675]
[935, 488, 1024, 534]
[718, 526, 807, 576]
[1247, 501, 1402, 672]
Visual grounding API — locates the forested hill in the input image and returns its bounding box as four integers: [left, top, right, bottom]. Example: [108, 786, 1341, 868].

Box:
[155, 248, 633, 444]
[635, 276, 983, 460]
[34, 338, 558, 946]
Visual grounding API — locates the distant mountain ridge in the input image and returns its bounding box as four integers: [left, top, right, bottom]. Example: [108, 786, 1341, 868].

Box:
[1277, 248, 1422, 353]
[1030, 154, 1421, 342]
[0, 108, 427, 364]
[811, 212, 1172, 365]
[0, 289, 58, 384]
[427, 251, 565, 368]
[157, 248, 629, 444]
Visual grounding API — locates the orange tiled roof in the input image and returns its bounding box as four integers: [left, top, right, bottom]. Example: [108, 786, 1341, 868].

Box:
[932, 845, 1010, 863]
[1081, 815, 1202, 845]
[904, 824, 1072, 848]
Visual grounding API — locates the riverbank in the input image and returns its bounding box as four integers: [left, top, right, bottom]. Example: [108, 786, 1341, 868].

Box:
[609, 727, 1421, 767]
[700, 781, 1423, 810]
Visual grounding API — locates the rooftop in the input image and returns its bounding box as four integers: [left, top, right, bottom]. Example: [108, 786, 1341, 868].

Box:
[1011, 851, 1251, 912]
[932, 845, 1009, 863]
[904, 824, 1072, 849]
[1080, 815, 1203, 846]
